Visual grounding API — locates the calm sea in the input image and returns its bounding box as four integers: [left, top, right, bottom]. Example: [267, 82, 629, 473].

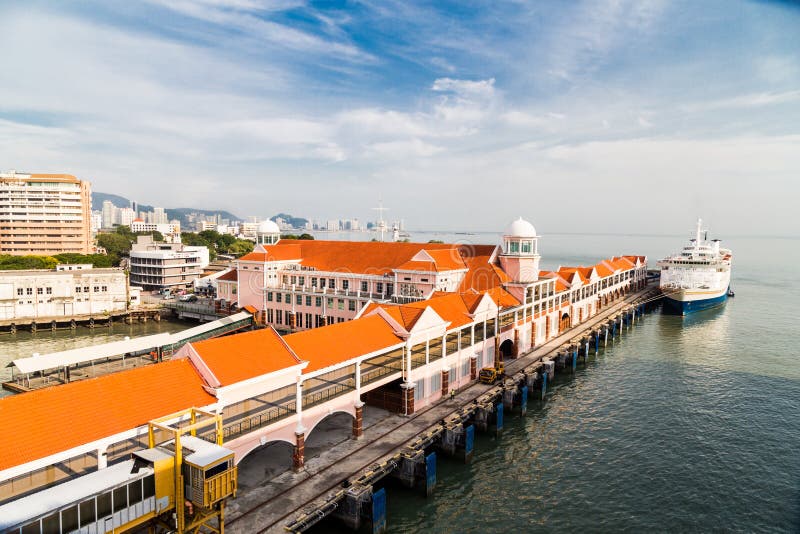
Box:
[1, 231, 797, 531]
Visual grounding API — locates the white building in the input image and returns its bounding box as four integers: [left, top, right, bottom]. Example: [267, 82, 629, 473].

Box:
[90, 212, 102, 234]
[0, 264, 139, 321]
[196, 221, 217, 233]
[130, 219, 180, 236]
[129, 235, 210, 290]
[152, 207, 167, 225]
[101, 201, 115, 229]
[118, 207, 135, 227]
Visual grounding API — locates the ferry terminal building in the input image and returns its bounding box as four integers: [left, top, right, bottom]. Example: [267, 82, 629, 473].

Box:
[0, 218, 647, 526]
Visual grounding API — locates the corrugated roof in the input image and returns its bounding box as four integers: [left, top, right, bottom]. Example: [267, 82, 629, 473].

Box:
[0, 360, 214, 471]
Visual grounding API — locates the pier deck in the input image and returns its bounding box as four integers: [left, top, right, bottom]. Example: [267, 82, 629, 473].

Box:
[226, 287, 660, 533]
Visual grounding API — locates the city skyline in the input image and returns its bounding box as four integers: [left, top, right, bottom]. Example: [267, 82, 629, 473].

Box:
[1, 1, 798, 236]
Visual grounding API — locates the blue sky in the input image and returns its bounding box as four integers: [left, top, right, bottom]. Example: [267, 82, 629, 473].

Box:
[0, 0, 798, 235]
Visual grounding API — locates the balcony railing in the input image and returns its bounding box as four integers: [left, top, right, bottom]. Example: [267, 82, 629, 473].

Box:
[275, 283, 389, 301]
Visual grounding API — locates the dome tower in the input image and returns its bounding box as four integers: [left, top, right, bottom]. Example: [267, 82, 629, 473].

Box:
[498, 217, 540, 283]
[256, 220, 281, 246]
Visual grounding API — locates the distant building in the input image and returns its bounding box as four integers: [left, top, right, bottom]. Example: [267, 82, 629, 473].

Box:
[91, 212, 102, 234]
[152, 207, 167, 225]
[101, 200, 115, 229]
[130, 219, 180, 237]
[0, 264, 139, 321]
[239, 221, 260, 239]
[129, 235, 210, 290]
[326, 219, 339, 231]
[0, 171, 92, 256]
[196, 221, 217, 233]
[118, 207, 135, 227]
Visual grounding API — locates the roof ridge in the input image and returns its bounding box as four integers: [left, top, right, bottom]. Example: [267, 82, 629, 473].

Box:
[270, 325, 303, 364]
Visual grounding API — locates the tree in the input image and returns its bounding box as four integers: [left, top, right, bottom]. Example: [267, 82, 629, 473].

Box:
[228, 240, 255, 257]
[97, 233, 133, 257]
[0, 255, 58, 270]
[53, 253, 114, 268]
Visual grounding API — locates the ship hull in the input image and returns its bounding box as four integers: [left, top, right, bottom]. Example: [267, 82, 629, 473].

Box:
[662, 288, 728, 315]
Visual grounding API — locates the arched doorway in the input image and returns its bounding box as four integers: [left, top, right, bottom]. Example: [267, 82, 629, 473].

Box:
[499, 339, 515, 361]
[559, 313, 571, 333]
[236, 439, 294, 489]
[305, 412, 355, 461]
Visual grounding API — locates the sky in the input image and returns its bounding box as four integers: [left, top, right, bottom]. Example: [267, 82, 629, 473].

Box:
[0, 0, 798, 236]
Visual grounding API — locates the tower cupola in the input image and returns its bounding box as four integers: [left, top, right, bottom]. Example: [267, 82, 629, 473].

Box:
[499, 217, 540, 282]
[256, 220, 281, 246]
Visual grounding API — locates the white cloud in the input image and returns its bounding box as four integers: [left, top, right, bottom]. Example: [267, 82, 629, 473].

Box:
[367, 138, 444, 159]
[682, 91, 800, 113]
[431, 77, 496, 99]
[143, 0, 373, 61]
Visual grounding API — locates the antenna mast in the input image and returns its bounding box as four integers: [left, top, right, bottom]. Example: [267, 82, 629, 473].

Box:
[372, 196, 389, 242]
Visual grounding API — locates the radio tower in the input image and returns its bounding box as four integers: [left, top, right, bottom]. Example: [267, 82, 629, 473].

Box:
[372, 197, 389, 242]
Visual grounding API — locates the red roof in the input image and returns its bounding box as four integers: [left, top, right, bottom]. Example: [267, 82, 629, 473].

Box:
[0, 360, 214, 470]
[217, 269, 237, 282]
[189, 327, 301, 386]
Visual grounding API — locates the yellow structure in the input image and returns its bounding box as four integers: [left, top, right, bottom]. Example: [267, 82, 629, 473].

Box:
[142, 407, 237, 533]
[0, 407, 237, 534]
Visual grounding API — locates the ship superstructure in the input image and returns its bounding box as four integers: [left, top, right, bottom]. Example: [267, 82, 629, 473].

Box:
[658, 219, 732, 315]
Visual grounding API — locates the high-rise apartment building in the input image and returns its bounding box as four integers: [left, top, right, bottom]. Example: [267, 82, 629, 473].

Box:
[0, 171, 92, 255]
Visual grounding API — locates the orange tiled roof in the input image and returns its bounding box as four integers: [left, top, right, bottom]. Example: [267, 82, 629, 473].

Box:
[558, 267, 590, 285]
[485, 286, 521, 307]
[594, 262, 614, 277]
[399, 292, 475, 328]
[285, 314, 404, 373]
[611, 256, 636, 270]
[0, 360, 214, 471]
[189, 327, 301, 386]
[238, 244, 302, 263]
[365, 304, 422, 330]
[293, 240, 459, 275]
[458, 245, 507, 292]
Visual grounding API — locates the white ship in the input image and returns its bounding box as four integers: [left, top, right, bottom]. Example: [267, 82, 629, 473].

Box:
[658, 219, 732, 315]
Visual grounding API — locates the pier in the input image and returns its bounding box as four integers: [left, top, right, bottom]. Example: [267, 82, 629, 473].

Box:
[223, 287, 660, 533]
[0, 307, 163, 335]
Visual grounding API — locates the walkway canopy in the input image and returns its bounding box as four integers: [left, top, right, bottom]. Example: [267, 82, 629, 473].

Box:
[9, 332, 173, 375]
[7, 311, 254, 376]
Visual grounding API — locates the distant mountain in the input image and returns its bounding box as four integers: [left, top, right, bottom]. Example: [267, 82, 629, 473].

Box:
[92, 192, 240, 227]
[270, 213, 309, 228]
